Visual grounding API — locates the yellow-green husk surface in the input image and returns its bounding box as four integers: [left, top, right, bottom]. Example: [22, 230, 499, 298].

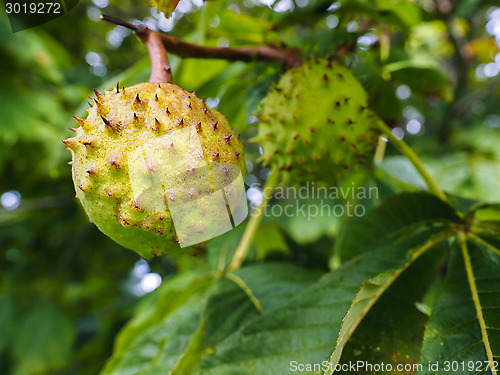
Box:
[64, 83, 246, 259]
[252, 59, 381, 185]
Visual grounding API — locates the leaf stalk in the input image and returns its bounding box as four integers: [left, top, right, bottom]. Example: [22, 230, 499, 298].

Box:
[375, 121, 447, 202]
[228, 170, 280, 272]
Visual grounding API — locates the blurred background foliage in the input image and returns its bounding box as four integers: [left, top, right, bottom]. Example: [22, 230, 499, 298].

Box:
[0, 0, 499, 373]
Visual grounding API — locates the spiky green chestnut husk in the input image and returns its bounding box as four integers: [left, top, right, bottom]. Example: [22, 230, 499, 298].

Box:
[64, 83, 246, 259]
[252, 59, 381, 185]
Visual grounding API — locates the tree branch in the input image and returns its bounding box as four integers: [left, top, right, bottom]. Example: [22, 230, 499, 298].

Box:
[157, 35, 303, 68]
[100, 14, 140, 32]
[100, 14, 303, 68]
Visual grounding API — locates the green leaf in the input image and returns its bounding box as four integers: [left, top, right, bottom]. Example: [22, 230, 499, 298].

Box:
[196, 193, 459, 374]
[375, 0, 422, 28]
[470, 203, 500, 253]
[456, 127, 500, 160]
[325, 233, 451, 374]
[279, 200, 339, 244]
[209, 8, 276, 44]
[425, 151, 500, 203]
[170, 319, 206, 375]
[100, 264, 321, 375]
[339, 192, 459, 259]
[0, 23, 73, 84]
[176, 59, 231, 92]
[13, 302, 75, 374]
[376, 156, 427, 191]
[471, 232, 500, 259]
[384, 51, 450, 96]
[339, 246, 446, 372]
[100, 273, 214, 375]
[0, 87, 67, 151]
[418, 238, 500, 374]
[253, 223, 290, 259]
[339, 0, 421, 30]
[195, 229, 447, 375]
[472, 204, 500, 223]
[204, 263, 323, 347]
[151, 0, 182, 18]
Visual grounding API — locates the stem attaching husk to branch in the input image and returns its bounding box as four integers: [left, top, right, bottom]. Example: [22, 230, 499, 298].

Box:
[100, 15, 172, 84]
[137, 26, 173, 84]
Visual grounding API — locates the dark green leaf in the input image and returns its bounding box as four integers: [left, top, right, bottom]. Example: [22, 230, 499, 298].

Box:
[100, 273, 214, 375]
[196, 230, 448, 375]
[340, 192, 459, 259]
[325, 233, 450, 373]
[418, 239, 500, 374]
[339, 244, 446, 374]
[253, 224, 290, 259]
[204, 263, 323, 347]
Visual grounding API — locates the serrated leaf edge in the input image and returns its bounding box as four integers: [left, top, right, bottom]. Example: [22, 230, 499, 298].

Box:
[325, 231, 452, 375]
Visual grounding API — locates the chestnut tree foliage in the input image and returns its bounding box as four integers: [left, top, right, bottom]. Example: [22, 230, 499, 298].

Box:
[1, 0, 500, 374]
